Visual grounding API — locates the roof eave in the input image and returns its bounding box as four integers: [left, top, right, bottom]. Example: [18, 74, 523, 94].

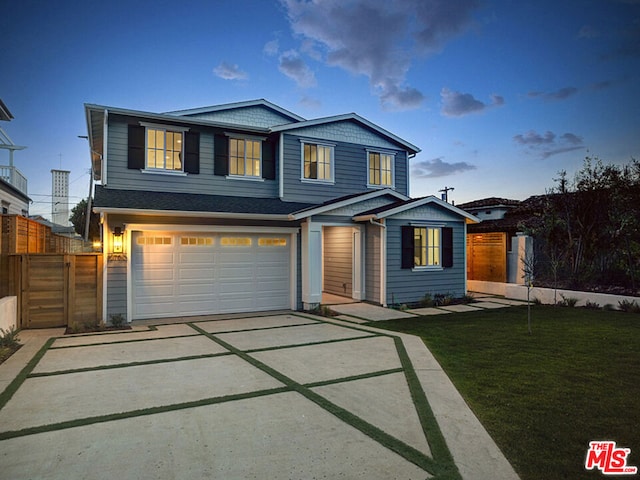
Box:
[91, 206, 292, 221]
[289, 189, 409, 220]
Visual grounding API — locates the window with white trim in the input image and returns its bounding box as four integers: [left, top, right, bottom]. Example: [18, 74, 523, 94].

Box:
[414, 227, 440, 267]
[368, 151, 394, 187]
[302, 142, 333, 182]
[146, 128, 183, 171]
[229, 138, 261, 177]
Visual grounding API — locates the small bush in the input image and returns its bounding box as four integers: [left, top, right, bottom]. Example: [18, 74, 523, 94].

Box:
[462, 294, 475, 304]
[603, 303, 615, 311]
[420, 293, 434, 307]
[584, 300, 601, 310]
[0, 326, 20, 348]
[618, 299, 640, 313]
[110, 313, 126, 328]
[434, 293, 453, 306]
[558, 295, 579, 308]
[532, 297, 542, 305]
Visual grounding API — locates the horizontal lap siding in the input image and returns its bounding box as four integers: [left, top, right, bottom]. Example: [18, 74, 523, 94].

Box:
[386, 219, 466, 305]
[323, 227, 352, 296]
[106, 118, 277, 197]
[282, 134, 408, 203]
[106, 260, 127, 320]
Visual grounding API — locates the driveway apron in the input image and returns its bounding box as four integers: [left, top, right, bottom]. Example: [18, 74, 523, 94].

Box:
[0, 313, 518, 480]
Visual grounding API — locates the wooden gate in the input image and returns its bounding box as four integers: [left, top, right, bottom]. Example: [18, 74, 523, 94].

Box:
[467, 232, 507, 282]
[6, 254, 103, 329]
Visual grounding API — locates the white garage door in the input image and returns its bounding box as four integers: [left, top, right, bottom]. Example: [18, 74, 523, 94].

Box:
[132, 231, 291, 320]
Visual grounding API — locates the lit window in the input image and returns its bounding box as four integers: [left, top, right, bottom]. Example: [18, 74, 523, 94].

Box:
[303, 143, 333, 181]
[368, 151, 394, 187]
[220, 237, 252, 246]
[137, 237, 172, 245]
[414, 227, 440, 267]
[147, 128, 182, 171]
[258, 238, 287, 246]
[230, 138, 261, 177]
[180, 237, 213, 246]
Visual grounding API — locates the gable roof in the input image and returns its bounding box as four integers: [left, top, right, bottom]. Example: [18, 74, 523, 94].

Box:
[165, 99, 306, 124]
[353, 195, 479, 224]
[457, 197, 521, 210]
[0, 99, 13, 122]
[271, 113, 421, 155]
[93, 186, 316, 220]
[288, 189, 409, 220]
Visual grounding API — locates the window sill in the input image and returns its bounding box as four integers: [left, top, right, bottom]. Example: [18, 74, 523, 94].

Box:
[411, 266, 444, 272]
[301, 178, 335, 185]
[140, 169, 187, 177]
[226, 175, 265, 182]
[367, 184, 395, 190]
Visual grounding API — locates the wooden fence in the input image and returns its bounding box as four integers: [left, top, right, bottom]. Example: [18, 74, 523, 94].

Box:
[1, 214, 90, 254]
[3, 254, 103, 329]
[466, 232, 507, 283]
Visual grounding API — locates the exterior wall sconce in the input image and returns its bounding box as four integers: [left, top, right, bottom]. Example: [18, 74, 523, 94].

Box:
[109, 226, 126, 261]
[112, 227, 124, 253]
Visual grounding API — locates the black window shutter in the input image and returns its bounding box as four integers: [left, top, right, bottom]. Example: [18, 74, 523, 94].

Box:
[442, 227, 454, 268]
[184, 131, 200, 174]
[214, 134, 229, 176]
[128, 125, 145, 170]
[262, 138, 276, 180]
[401, 226, 414, 269]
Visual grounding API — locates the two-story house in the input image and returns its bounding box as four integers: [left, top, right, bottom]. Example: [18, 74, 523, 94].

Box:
[85, 99, 477, 322]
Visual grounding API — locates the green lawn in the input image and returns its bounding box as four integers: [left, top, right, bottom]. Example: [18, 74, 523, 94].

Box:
[370, 305, 640, 480]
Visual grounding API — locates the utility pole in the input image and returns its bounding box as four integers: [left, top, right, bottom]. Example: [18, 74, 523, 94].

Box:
[439, 186, 455, 203]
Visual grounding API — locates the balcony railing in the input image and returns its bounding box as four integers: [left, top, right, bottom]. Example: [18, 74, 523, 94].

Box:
[0, 165, 28, 196]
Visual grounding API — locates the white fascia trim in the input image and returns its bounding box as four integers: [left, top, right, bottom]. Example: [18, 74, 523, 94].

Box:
[125, 224, 300, 234]
[92, 206, 291, 221]
[358, 195, 480, 223]
[289, 188, 408, 220]
[102, 109, 108, 185]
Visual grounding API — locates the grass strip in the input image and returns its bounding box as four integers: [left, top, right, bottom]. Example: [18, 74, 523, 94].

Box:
[190, 320, 322, 336]
[28, 352, 233, 378]
[0, 338, 55, 411]
[393, 336, 461, 479]
[303, 368, 404, 389]
[0, 386, 290, 441]
[189, 322, 441, 476]
[241, 333, 381, 354]
[49, 333, 202, 349]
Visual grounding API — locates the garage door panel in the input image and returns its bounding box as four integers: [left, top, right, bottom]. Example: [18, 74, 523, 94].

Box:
[135, 268, 175, 282]
[132, 231, 291, 320]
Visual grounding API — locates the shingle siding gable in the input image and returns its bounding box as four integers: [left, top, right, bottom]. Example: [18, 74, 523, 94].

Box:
[182, 106, 296, 129]
[284, 120, 401, 150]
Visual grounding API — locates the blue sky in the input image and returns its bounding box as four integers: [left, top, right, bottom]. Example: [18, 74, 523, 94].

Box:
[1, 0, 639, 218]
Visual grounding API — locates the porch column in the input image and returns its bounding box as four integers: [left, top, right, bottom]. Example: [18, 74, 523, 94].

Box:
[301, 219, 322, 309]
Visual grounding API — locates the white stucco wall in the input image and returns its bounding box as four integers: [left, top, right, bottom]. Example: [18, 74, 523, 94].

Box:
[0, 296, 17, 332]
[468, 280, 639, 310]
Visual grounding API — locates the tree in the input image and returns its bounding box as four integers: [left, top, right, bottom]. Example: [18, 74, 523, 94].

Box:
[70, 199, 100, 241]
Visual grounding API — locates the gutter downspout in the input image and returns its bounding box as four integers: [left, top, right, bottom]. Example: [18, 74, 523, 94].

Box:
[279, 133, 284, 199]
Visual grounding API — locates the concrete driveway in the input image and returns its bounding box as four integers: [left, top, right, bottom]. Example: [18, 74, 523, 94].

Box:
[0, 312, 518, 480]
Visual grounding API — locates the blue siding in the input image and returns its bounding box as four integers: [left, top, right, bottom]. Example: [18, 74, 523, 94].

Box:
[281, 134, 408, 204]
[105, 116, 278, 198]
[106, 260, 127, 320]
[385, 219, 466, 305]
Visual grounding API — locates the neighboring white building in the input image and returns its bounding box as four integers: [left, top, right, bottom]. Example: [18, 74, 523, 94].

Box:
[0, 99, 29, 216]
[51, 169, 70, 226]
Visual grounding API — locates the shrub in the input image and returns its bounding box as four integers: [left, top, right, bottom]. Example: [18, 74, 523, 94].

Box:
[584, 300, 601, 310]
[420, 293, 434, 307]
[110, 313, 126, 328]
[0, 326, 20, 348]
[434, 293, 453, 306]
[618, 299, 640, 313]
[558, 295, 579, 308]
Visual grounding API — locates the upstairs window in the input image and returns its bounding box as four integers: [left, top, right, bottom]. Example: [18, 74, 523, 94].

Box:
[147, 128, 183, 171]
[128, 124, 199, 174]
[229, 138, 261, 177]
[368, 151, 394, 187]
[302, 142, 334, 182]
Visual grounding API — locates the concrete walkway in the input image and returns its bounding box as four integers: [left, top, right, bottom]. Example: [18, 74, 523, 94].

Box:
[0, 313, 519, 480]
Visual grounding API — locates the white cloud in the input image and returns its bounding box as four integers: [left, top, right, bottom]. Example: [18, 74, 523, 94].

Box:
[280, 0, 479, 110]
[213, 62, 248, 80]
[412, 157, 476, 178]
[263, 39, 280, 56]
[440, 88, 504, 117]
[279, 50, 317, 88]
[513, 129, 585, 159]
